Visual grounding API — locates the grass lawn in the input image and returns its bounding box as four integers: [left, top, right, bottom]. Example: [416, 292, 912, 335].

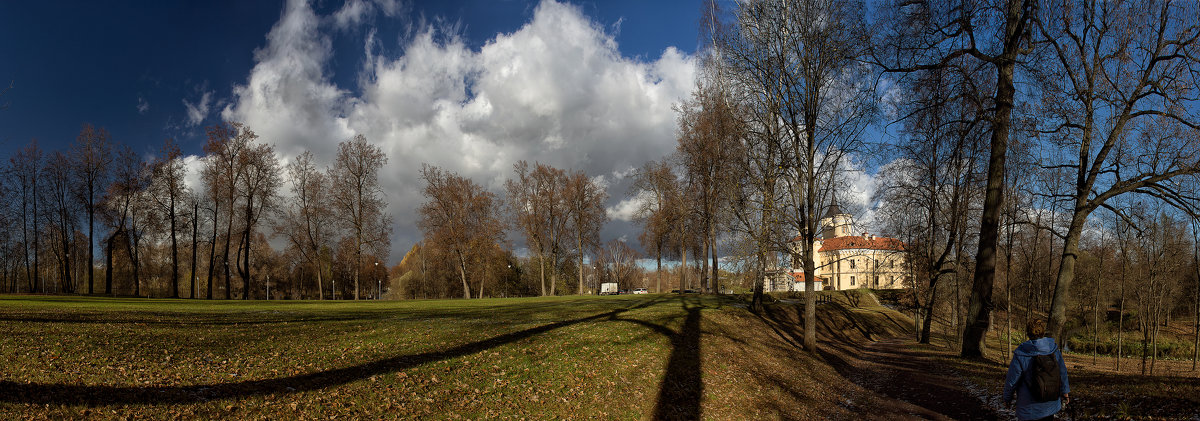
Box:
[0, 293, 926, 420]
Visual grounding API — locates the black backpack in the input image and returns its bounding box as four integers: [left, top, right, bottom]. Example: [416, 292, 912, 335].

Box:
[1026, 350, 1063, 402]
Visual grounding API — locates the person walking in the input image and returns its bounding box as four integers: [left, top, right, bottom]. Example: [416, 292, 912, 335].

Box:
[1004, 319, 1071, 421]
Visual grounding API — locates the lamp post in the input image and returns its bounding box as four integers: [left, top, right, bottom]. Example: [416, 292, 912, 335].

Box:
[375, 262, 380, 300]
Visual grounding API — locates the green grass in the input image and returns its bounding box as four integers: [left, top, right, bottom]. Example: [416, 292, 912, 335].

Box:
[2, 295, 687, 419]
[4, 293, 925, 420]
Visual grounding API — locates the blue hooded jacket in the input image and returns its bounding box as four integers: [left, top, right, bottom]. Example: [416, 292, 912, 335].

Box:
[1004, 337, 1070, 421]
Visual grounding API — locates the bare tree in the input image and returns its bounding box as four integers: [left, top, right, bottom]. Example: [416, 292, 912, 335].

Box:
[43, 152, 77, 293]
[1130, 208, 1187, 375]
[329, 134, 388, 300]
[150, 139, 187, 298]
[203, 123, 244, 299]
[11, 140, 43, 293]
[717, 0, 874, 352]
[632, 160, 681, 293]
[1025, 0, 1200, 341]
[875, 60, 986, 343]
[71, 124, 112, 295]
[278, 151, 334, 300]
[505, 161, 570, 296]
[418, 165, 504, 299]
[875, 0, 1038, 358]
[233, 134, 281, 299]
[675, 81, 743, 293]
[564, 170, 607, 295]
[104, 147, 148, 296]
[190, 193, 200, 298]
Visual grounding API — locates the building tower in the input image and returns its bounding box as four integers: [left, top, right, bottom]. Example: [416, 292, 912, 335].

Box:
[819, 199, 853, 240]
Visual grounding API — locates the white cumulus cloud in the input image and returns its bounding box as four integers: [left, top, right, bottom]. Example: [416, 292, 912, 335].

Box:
[183, 90, 213, 127]
[220, 0, 696, 261]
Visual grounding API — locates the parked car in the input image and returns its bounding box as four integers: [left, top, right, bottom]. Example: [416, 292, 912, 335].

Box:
[633, 288, 648, 294]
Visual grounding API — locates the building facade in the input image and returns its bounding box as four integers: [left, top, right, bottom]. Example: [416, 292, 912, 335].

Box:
[765, 204, 908, 292]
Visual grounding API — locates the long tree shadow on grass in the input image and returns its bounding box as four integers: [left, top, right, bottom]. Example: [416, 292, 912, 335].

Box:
[0, 296, 667, 406]
[607, 295, 704, 421]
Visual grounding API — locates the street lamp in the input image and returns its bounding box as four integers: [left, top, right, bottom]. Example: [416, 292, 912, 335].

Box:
[375, 262, 380, 300]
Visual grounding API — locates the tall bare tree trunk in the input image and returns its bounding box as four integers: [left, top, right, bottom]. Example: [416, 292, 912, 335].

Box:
[701, 234, 710, 293]
[316, 252, 325, 300]
[458, 253, 471, 299]
[961, 0, 1031, 359]
[88, 203, 94, 294]
[578, 237, 586, 295]
[127, 229, 141, 297]
[241, 196, 253, 300]
[170, 195, 179, 298]
[191, 200, 198, 299]
[538, 253, 546, 296]
[207, 201, 218, 300]
[1093, 250, 1104, 364]
[681, 245, 689, 291]
[710, 228, 719, 293]
[550, 249, 558, 296]
[105, 232, 115, 295]
[33, 191, 40, 294]
[222, 206, 233, 300]
[1117, 246, 1126, 372]
[656, 242, 663, 293]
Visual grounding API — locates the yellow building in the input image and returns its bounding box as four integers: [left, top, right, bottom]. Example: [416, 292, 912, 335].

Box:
[768, 204, 908, 292]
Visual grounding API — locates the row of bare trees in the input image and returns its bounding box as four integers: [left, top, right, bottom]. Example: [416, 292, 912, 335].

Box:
[873, 0, 1200, 359]
[411, 161, 610, 299]
[0, 122, 391, 300]
[638, 0, 1200, 361]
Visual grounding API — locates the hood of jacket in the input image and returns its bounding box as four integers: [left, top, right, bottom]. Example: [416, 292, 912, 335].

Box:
[1014, 336, 1058, 356]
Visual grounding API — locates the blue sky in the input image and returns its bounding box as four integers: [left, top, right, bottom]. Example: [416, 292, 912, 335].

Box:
[0, 0, 711, 262]
[0, 0, 704, 156]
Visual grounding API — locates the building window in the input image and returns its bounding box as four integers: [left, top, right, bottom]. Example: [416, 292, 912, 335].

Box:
[849, 259, 856, 269]
[889, 260, 895, 268]
[850, 276, 855, 286]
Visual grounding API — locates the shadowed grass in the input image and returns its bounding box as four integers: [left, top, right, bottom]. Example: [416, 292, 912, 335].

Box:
[2, 292, 954, 420]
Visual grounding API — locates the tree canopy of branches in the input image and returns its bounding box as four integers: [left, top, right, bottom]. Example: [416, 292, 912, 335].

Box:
[715, 0, 874, 352]
[564, 170, 608, 296]
[633, 159, 682, 293]
[875, 0, 1038, 358]
[505, 161, 570, 296]
[150, 139, 188, 298]
[330, 134, 389, 300]
[675, 81, 744, 294]
[277, 151, 334, 299]
[418, 165, 504, 299]
[1030, 0, 1200, 341]
[71, 124, 112, 295]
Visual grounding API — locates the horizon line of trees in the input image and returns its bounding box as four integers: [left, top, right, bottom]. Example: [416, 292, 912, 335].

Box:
[0, 122, 392, 300]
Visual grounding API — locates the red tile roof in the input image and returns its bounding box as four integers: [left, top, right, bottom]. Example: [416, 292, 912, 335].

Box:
[788, 272, 826, 284]
[817, 235, 906, 252]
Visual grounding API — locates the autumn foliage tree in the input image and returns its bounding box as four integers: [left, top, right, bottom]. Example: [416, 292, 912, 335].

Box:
[506, 161, 570, 296]
[564, 170, 608, 296]
[418, 165, 504, 299]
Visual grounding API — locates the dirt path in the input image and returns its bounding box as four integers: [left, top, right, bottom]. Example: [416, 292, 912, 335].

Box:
[824, 337, 1010, 420]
